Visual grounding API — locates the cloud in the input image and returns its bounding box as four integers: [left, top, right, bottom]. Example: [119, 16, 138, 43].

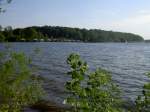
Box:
[102, 12, 150, 39]
[138, 9, 150, 14]
[113, 14, 150, 27]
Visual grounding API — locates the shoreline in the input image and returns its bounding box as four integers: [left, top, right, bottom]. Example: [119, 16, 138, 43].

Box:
[24, 100, 70, 112]
[0, 41, 146, 43]
[23, 99, 136, 112]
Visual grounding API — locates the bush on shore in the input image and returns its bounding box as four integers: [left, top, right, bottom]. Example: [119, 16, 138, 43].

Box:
[0, 48, 44, 112]
[64, 53, 124, 112]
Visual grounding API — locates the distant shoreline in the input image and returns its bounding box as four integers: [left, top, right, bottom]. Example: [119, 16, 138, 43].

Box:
[0, 40, 146, 43]
[0, 26, 144, 43]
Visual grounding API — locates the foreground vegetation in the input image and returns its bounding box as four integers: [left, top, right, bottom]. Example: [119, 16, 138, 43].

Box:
[0, 25, 144, 42]
[0, 49, 150, 111]
[0, 0, 149, 111]
[135, 73, 150, 112]
[0, 48, 44, 112]
[65, 53, 150, 112]
[65, 53, 123, 112]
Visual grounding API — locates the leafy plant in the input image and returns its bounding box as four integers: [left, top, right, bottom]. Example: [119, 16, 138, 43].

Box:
[64, 53, 123, 112]
[135, 73, 150, 112]
[0, 49, 44, 112]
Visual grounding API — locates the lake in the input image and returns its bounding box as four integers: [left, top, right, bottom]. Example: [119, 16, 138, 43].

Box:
[1, 42, 150, 106]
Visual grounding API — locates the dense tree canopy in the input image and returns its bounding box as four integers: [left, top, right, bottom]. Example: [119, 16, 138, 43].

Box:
[0, 32, 5, 41]
[0, 26, 144, 42]
[26, 26, 144, 42]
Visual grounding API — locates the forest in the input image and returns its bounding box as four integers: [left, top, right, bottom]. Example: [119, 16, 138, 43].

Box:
[0, 26, 144, 42]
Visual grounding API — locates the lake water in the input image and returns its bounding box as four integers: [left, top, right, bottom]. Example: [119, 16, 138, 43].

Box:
[1, 42, 150, 106]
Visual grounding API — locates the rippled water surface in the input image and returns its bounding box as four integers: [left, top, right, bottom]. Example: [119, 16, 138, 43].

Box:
[1, 42, 150, 104]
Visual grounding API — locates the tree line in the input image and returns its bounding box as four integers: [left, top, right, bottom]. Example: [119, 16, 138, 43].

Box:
[0, 25, 144, 42]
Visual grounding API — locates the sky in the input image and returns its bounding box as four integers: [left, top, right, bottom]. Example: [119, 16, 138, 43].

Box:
[1, 0, 150, 39]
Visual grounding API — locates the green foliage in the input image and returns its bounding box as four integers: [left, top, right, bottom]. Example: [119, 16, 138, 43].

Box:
[22, 28, 38, 41]
[0, 49, 44, 112]
[0, 32, 5, 42]
[33, 26, 144, 42]
[135, 73, 150, 112]
[0, 27, 47, 42]
[65, 53, 123, 112]
[0, 26, 144, 42]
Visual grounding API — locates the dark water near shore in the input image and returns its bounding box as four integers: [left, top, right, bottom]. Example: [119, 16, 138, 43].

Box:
[1, 42, 150, 107]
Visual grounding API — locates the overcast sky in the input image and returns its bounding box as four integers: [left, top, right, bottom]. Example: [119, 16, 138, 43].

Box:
[1, 0, 150, 39]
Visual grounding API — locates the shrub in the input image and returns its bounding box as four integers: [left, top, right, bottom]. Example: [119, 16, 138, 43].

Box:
[64, 53, 123, 112]
[135, 73, 150, 112]
[0, 32, 5, 42]
[0, 49, 44, 112]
